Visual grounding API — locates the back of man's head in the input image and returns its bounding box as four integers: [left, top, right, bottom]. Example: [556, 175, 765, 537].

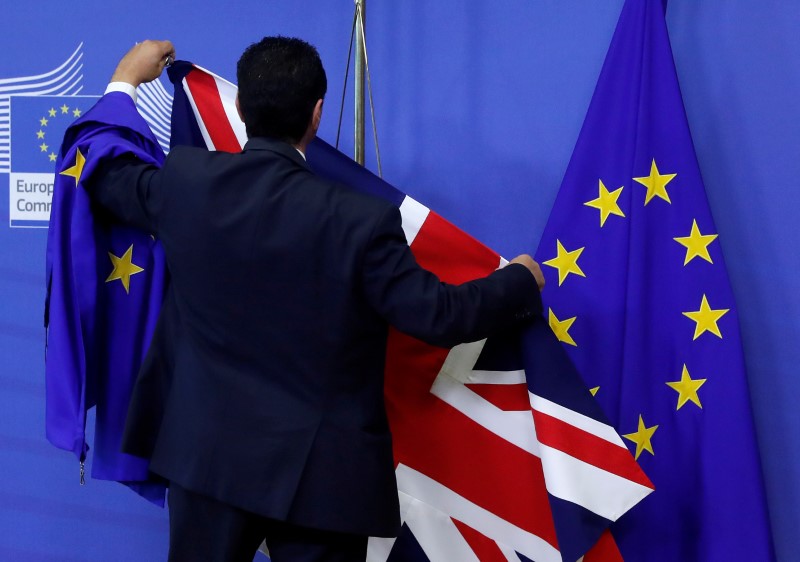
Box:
[236, 36, 327, 144]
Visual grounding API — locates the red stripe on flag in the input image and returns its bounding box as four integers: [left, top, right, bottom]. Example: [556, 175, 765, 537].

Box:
[583, 530, 624, 562]
[385, 211, 559, 547]
[465, 383, 531, 411]
[533, 409, 654, 489]
[453, 519, 509, 562]
[185, 69, 241, 153]
[409, 210, 500, 284]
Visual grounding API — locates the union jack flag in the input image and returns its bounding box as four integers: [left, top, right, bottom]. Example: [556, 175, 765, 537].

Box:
[166, 62, 653, 562]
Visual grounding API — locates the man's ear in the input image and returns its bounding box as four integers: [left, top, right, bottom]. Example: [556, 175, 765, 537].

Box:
[235, 94, 244, 123]
[312, 99, 323, 131]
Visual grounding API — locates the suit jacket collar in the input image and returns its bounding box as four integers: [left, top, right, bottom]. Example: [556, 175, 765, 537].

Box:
[243, 137, 311, 171]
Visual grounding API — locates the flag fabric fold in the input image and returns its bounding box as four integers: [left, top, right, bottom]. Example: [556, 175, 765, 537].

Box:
[533, 0, 774, 559]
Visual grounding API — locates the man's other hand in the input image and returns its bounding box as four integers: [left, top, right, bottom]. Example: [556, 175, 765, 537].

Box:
[111, 40, 176, 88]
[510, 254, 545, 291]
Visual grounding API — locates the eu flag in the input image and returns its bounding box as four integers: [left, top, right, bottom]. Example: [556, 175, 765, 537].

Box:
[534, 0, 774, 559]
[45, 93, 169, 504]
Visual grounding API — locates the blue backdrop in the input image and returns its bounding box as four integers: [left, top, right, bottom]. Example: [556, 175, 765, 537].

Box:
[0, 1, 797, 560]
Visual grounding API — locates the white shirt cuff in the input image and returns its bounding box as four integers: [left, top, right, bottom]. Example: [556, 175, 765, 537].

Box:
[105, 82, 138, 103]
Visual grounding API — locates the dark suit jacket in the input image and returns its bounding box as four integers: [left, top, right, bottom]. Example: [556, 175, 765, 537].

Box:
[87, 130, 540, 537]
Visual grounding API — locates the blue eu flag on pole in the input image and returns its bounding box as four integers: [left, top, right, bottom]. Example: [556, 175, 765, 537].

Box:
[534, 0, 774, 559]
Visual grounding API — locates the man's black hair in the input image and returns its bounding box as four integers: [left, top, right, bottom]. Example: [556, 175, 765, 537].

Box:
[236, 36, 327, 143]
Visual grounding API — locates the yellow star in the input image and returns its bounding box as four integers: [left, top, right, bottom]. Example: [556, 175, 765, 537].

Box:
[73, 108, 82, 117]
[584, 179, 625, 226]
[60, 104, 70, 114]
[623, 415, 658, 460]
[589, 386, 600, 396]
[683, 294, 729, 340]
[39, 142, 49, 152]
[633, 159, 677, 205]
[674, 219, 718, 265]
[666, 364, 707, 410]
[48, 152, 57, 162]
[548, 308, 577, 346]
[59, 147, 86, 187]
[40, 117, 49, 126]
[48, 108, 57, 117]
[543, 240, 586, 286]
[106, 245, 144, 294]
[36, 130, 45, 139]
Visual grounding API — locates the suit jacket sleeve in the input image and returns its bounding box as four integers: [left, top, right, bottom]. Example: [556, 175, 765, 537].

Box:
[361, 204, 542, 348]
[84, 154, 165, 234]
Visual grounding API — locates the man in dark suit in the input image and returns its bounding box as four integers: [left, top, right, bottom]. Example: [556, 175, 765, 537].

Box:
[88, 38, 544, 562]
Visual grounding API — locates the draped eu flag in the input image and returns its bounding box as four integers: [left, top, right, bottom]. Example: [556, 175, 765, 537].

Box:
[533, 0, 774, 560]
[45, 92, 169, 504]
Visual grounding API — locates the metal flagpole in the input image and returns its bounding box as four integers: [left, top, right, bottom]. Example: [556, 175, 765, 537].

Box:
[336, 0, 382, 176]
[354, 0, 366, 165]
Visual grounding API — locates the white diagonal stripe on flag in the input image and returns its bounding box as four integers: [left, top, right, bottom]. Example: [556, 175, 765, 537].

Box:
[399, 196, 430, 245]
[396, 464, 563, 562]
[431, 368, 541, 455]
[531, 393, 625, 447]
[403, 496, 481, 562]
[539, 442, 654, 521]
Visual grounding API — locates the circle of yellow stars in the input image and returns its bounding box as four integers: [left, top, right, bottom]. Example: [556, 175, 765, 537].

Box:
[37, 103, 83, 163]
[540, 156, 731, 462]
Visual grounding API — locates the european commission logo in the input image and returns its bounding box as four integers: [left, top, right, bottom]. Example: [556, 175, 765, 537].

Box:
[8, 95, 96, 227]
[1, 43, 173, 228]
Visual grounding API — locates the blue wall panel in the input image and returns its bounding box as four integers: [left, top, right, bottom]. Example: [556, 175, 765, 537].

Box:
[0, 1, 796, 559]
